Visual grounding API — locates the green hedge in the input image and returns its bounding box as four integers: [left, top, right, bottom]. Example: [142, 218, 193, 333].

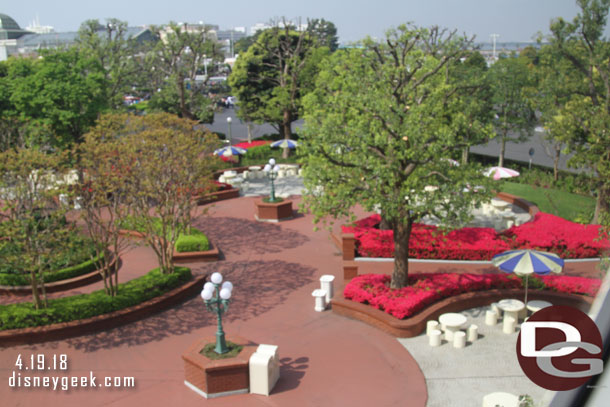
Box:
[0, 253, 104, 287]
[0, 267, 192, 330]
[120, 217, 209, 253]
[175, 228, 210, 252]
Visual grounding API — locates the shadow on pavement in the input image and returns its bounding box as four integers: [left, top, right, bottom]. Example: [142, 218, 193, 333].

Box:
[192, 216, 309, 255]
[273, 356, 309, 394]
[56, 260, 315, 353]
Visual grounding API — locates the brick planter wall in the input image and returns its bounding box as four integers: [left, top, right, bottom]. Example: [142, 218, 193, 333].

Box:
[254, 198, 293, 222]
[182, 335, 258, 398]
[0, 273, 207, 347]
[195, 188, 240, 205]
[0, 254, 118, 296]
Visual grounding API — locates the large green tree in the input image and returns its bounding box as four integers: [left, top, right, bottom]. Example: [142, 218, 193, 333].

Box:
[76, 18, 146, 109]
[548, 0, 610, 224]
[6, 48, 107, 148]
[147, 23, 222, 123]
[229, 22, 329, 156]
[488, 56, 536, 167]
[299, 25, 495, 288]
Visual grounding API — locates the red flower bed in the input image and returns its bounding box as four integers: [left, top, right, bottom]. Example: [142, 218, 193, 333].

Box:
[344, 273, 601, 319]
[342, 213, 609, 260]
[503, 212, 609, 258]
[234, 140, 271, 149]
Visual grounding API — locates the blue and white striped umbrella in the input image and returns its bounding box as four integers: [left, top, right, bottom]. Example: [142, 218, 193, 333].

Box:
[214, 146, 247, 157]
[270, 139, 299, 149]
[492, 249, 564, 304]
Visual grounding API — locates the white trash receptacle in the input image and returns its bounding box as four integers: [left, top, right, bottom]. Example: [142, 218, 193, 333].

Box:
[311, 289, 327, 312]
[319, 275, 335, 304]
[249, 344, 280, 396]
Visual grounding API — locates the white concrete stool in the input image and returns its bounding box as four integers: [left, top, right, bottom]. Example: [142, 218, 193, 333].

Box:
[485, 310, 498, 326]
[429, 329, 442, 347]
[453, 331, 466, 348]
[467, 324, 478, 342]
[503, 316, 516, 334]
[218, 175, 226, 183]
[277, 169, 286, 178]
[311, 289, 327, 312]
[482, 391, 519, 407]
[319, 275, 335, 304]
[242, 170, 249, 179]
[491, 302, 501, 316]
[298, 168, 304, 176]
[426, 320, 439, 336]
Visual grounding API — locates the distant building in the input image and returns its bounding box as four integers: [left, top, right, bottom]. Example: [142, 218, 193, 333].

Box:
[0, 12, 154, 61]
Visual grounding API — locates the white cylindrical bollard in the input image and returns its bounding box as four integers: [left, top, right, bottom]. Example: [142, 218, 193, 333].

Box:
[485, 310, 498, 326]
[453, 331, 466, 348]
[311, 289, 327, 312]
[467, 324, 478, 342]
[503, 316, 516, 334]
[319, 275, 335, 304]
[426, 320, 439, 336]
[429, 329, 442, 347]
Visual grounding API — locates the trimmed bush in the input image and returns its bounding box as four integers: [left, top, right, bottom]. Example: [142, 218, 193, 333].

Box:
[0, 253, 105, 286]
[0, 267, 192, 330]
[175, 228, 210, 252]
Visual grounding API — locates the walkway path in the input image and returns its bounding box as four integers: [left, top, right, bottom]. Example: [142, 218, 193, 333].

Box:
[0, 196, 427, 407]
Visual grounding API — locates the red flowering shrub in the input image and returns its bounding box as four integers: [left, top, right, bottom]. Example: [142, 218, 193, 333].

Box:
[503, 212, 609, 258]
[342, 212, 609, 260]
[344, 273, 601, 319]
[234, 141, 271, 149]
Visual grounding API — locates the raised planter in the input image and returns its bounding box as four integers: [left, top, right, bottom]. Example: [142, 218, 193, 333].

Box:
[0, 273, 207, 347]
[119, 230, 219, 263]
[173, 242, 220, 263]
[332, 288, 593, 338]
[254, 198, 293, 222]
[0, 254, 118, 296]
[183, 335, 258, 399]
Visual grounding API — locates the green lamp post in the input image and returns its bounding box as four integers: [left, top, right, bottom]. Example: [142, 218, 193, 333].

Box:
[201, 272, 233, 354]
[263, 158, 281, 202]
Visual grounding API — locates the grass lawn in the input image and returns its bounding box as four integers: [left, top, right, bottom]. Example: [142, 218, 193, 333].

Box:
[500, 181, 595, 223]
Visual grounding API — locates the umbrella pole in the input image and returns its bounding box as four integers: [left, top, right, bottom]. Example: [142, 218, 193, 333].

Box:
[524, 275, 529, 306]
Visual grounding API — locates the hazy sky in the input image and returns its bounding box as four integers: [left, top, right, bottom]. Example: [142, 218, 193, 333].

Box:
[2, 0, 601, 43]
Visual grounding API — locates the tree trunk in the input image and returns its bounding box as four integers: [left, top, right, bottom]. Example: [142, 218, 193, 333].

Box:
[553, 146, 561, 182]
[592, 184, 609, 225]
[30, 269, 42, 310]
[461, 146, 470, 165]
[498, 135, 506, 167]
[390, 220, 413, 289]
[282, 110, 292, 159]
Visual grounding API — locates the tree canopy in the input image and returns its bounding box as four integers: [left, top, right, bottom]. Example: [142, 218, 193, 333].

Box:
[299, 25, 495, 288]
[228, 22, 329, 155]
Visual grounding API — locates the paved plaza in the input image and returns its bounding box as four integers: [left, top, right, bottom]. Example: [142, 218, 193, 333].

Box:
[0, 179, 597, 406]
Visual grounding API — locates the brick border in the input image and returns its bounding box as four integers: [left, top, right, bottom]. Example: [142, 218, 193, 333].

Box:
[0, 273, 207, 347]
[195, 188, 240, 205]
[0, 254, 118, 296]
[331, 288, 593, 338]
